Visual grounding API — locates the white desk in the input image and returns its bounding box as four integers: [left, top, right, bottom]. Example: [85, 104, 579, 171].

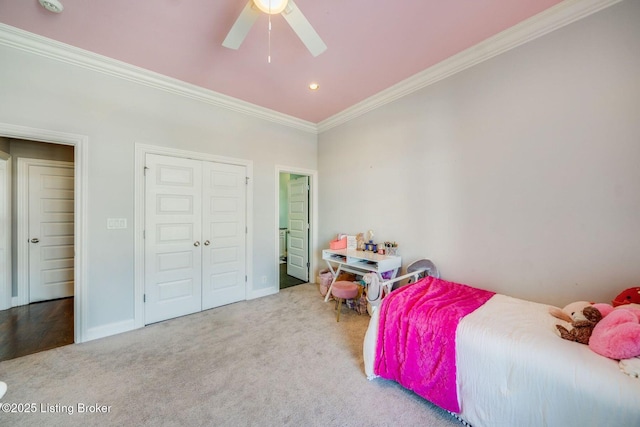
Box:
[322, 249, 402, 302]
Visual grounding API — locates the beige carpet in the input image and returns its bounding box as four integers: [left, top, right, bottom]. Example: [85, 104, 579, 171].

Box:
[0, 283, 462, 426]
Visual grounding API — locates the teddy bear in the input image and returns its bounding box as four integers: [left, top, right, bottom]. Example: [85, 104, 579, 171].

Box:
[551, 298, 640, 377]
[549, 301, 593, 323]
[555, 305, 603, 345]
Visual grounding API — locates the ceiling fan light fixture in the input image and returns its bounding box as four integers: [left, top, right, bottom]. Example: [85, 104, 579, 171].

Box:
[38, 0, 64, 13]
[253, 0, 288, 15]
[308, 83, 319, 91]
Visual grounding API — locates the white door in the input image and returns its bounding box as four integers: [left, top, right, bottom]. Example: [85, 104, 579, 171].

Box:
[202, 162, 246, 309]
[145, 154, 247, 324]
[0, 155, 10, 310]
[28, 163, 75, 302]
[287, 176, 309, 282]
[145, 154, 202, 324]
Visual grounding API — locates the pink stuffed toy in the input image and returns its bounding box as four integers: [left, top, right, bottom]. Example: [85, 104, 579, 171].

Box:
[589, 306, 640, 360]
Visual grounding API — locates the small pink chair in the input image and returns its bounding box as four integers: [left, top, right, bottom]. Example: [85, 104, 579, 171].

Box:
[331, 281, 359, 322]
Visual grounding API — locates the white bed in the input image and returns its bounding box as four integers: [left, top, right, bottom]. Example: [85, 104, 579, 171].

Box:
[363, 277, 640, 427]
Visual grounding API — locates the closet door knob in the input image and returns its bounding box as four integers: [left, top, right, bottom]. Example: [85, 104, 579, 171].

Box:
[194, 241, 200, 247]
[204, 240, 210, 246]
[30, 238, 40, 243]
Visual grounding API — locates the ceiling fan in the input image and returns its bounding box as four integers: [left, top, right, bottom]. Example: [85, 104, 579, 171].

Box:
[223, 0, 327, 57]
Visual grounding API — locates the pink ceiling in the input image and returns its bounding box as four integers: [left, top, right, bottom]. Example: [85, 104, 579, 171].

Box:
[0, 0, 563, 123]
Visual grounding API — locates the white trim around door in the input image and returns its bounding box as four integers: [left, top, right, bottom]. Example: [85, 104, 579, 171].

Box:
[275, 165, 318, 291]
[0, 122, 88, 343]
[16, 158, 74, 305]
[134, 143, 254, 329]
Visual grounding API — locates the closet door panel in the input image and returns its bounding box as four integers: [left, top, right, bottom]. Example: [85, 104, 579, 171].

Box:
[202, 162, 246, 310]
[144, 154, 202, 324]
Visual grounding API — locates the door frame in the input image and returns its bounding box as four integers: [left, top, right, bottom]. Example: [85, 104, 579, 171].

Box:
[134, 143, 254, 329]
[0, 122, 88, 343]
[275, 166, 318, 290]
[16, 158, 74, 305]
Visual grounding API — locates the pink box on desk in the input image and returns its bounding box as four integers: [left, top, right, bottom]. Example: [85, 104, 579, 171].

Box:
[329, 237, 347, 250]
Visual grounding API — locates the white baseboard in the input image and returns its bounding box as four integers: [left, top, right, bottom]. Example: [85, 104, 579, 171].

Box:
[248, 287, 278, 300]
[84, 319, 137, 342]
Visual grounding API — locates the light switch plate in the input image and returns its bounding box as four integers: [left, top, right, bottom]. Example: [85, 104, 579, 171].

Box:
[107, 218, 127, 229]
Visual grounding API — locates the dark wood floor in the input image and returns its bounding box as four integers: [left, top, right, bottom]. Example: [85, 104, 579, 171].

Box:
[280, 262, 306, 289]
[0, 297, 74, 362]
[0, 272, 299, 363]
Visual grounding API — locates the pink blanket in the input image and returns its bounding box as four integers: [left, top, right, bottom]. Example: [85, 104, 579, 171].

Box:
[374, 276, 495, 413]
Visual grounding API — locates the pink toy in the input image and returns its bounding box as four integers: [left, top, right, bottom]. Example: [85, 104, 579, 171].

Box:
[612, 287, 640, 307]
[589, 307, 640, 360]
[591, 302, 615, 317]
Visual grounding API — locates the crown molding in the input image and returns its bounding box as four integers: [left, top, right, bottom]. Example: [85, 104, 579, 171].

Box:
[0, 23, 318, 135]
[0, 0, 622, 136]
[317, 0, 622, 133]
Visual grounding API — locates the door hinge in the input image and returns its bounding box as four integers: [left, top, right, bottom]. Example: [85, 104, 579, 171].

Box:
[144, 166, 149, 176]
[143, 230, 145, 239]
[307, 262, 310, 268]
[245, 177, 249, 185]
[245, 275, 248, 282]
[143, 294, 146, 303]
[246, 226, 248, 234]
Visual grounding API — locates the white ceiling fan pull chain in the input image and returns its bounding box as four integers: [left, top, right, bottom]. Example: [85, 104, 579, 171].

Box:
[268, 14, 272, 63]
[223, 0, 326, 58]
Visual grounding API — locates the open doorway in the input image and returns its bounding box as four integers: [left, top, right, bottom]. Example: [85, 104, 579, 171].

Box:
[277, 168, 316, 290]
[0, 137, 75, 361]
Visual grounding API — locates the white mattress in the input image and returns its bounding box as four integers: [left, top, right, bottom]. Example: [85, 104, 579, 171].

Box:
[364, 294, 640, 426]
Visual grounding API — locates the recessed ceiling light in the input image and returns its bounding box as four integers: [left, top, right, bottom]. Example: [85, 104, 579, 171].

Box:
[39, 0, 64, 13]
[309, 83, 320, 91]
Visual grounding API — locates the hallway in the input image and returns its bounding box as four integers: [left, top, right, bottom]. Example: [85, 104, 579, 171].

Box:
[0, 298, 73, 362]
[280, 263, 306, 289]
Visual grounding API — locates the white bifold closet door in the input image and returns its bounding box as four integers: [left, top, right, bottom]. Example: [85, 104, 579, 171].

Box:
[144, 154, 246, 325]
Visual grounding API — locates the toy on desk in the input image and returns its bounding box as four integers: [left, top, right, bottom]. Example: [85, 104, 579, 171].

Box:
[366, 230, 374, 242]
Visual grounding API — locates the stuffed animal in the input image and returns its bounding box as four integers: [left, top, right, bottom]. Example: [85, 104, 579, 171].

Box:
[549, 301, 593, 323]
[556, 306, 603, 345]
[619, 356, 640, 378]
[589, 306, 640, 360]
[551, 296, 640, 378]
[612, 287, 640, 307]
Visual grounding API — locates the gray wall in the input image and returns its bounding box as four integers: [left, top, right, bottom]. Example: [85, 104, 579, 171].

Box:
[318, 1, 640, 306]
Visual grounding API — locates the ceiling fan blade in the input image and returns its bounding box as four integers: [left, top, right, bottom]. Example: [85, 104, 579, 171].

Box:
[282, 0, 327, 57]
[222, 1, 260, 50]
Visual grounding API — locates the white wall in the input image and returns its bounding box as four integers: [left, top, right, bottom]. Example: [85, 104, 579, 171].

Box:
[318, 1, 640, 306]
[0, 42, 317, 335]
